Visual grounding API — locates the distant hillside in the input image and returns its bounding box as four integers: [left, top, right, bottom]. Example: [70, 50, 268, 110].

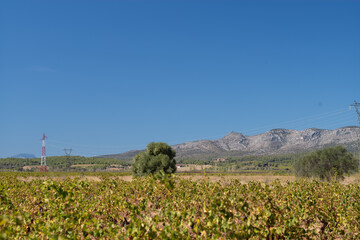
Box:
[99, 126, 360, 160]
[11, 153, 36, 159]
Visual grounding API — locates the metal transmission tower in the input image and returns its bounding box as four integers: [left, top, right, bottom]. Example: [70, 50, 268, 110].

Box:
[64, 148, 72, 156]
[350, 100, 360, 167]
[64, 148, 72, 171]
[350, 100, 360, 126]
[40, 133, 47, 172]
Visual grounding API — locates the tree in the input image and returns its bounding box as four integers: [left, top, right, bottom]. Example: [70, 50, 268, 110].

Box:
[132, 142, 177, 177]
[294, 146, 358, 181]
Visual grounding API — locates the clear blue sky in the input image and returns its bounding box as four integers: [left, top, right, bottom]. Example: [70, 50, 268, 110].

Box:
[1, 0, 359, 158]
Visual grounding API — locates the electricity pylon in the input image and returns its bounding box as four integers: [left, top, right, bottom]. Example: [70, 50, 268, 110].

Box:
[350, 100, 360, 126]
[350, 100, 360, 169]
[64, 148, 72, 171]
[40, 133, 47, 172]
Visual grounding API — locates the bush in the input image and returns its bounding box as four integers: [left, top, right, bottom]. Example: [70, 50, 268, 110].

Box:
[132, 142, 176, 177]
[294, 146, 358, 181]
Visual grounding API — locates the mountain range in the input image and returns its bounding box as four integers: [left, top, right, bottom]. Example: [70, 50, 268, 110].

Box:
[100, 126, 360, 160]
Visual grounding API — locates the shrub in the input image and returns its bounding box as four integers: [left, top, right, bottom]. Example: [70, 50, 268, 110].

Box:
[294, 146, 358, 181]
[132, 142, 176, 177]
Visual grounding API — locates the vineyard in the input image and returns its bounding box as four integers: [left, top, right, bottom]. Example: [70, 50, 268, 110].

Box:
[1, 173, 360, 239]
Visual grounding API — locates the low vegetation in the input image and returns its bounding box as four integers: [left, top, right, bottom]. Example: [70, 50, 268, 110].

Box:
[1, 174, 360, 239]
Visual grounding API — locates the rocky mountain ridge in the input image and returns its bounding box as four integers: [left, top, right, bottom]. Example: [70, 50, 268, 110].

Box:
[173, 126, 360, 158]
[100, 126, 360, 160]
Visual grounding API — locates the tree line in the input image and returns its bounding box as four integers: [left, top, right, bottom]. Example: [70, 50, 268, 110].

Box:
[0, 156, 131, 172]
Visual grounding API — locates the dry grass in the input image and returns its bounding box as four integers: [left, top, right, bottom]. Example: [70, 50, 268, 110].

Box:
[17, 175, 295, 184]
[176, 164, 212, 172]
[71, 164, 98, 168]
[16, 174, 360, 185]
[179, 175, 296, 184]
[22, 165, 40, 170]
[340, 173, 360, 184]
[17, 175, 133, 182]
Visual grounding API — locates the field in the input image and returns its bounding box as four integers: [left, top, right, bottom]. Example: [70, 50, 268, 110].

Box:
[1, 173, 360, 239]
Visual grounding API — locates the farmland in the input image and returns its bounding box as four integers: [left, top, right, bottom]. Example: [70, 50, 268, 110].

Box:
[0, 152, 298, 174]
[1, 173, 360, 239]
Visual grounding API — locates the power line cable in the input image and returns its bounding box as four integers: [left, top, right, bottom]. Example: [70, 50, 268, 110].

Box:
[46, 106, 357, 156]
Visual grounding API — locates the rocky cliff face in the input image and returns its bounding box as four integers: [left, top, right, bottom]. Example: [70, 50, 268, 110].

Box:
[172, 126, 360, 158]
[100, 126, 360, 160]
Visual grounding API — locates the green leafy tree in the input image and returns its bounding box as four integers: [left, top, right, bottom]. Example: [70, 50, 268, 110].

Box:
[132, 142, 176, 177]
[294, 146, 358, 181]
